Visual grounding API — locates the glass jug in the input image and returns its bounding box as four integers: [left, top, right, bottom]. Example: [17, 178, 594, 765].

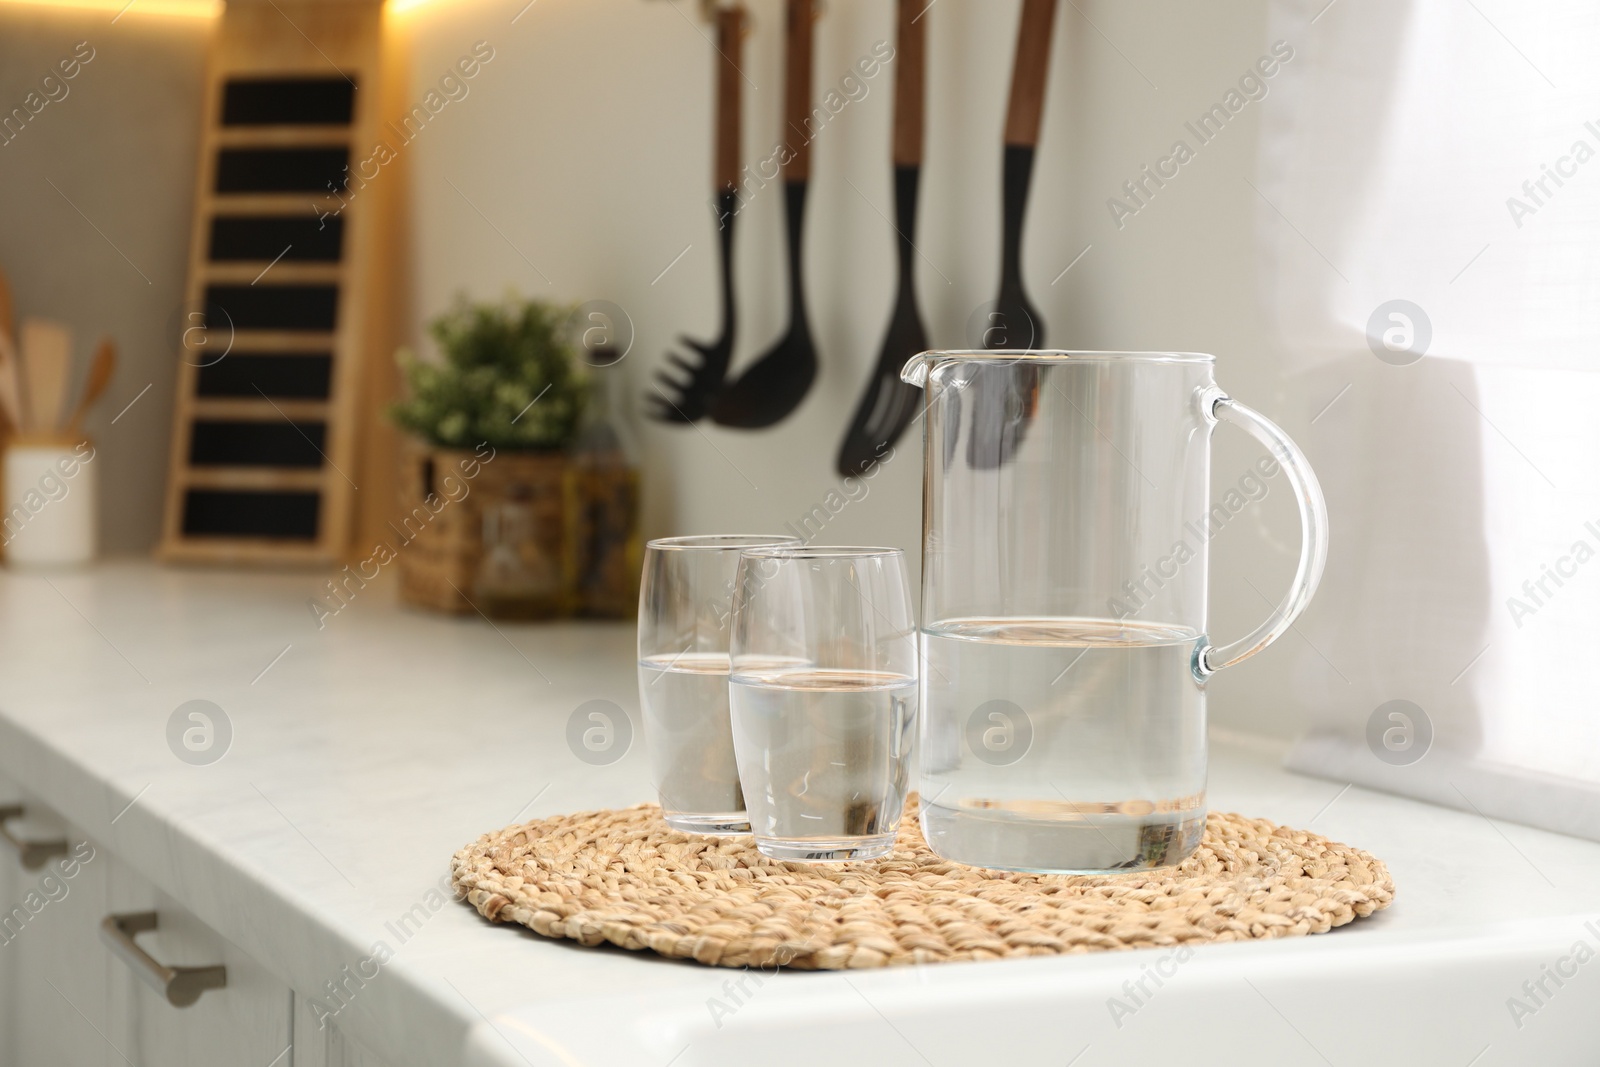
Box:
[901, 350, 1328, 873]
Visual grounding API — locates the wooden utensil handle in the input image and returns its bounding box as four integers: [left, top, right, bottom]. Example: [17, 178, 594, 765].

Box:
[1003, 0, 1058, 147]
[0, 332, 21, 433]
[715, 5, 747, 191]
[783, 0, 818, 180]
[0, 267, 13, 344]
[892, 0, 926, 167]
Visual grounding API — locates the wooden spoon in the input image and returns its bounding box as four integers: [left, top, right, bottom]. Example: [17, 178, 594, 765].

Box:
[0, 269, 20, 433]
[19, 318, 72, 436]
[0, 267, 13, 342]
[65, 337, 116, 439]
[0, 332, 22, 434]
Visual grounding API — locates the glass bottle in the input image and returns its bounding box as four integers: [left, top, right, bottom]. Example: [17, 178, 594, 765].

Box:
[474, 484, 564, 619]
[566, 345, 642, 617]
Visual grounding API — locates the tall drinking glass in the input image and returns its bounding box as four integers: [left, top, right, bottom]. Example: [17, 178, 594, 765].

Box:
[638, 534, 800, 834]
[729, 546, 917, 861]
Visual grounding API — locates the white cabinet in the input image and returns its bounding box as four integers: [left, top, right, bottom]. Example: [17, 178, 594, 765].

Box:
[0, 775, 400, 1067]
[102, 855, 293, 1067]
[0, 787, 110, 1067]
[0, 776, 20, 1060]
[0, 783, 315, 1067]
[294, 995, 397, 1067]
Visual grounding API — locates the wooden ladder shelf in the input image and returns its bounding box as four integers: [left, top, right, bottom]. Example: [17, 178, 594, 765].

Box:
[160, 0, 389, 565]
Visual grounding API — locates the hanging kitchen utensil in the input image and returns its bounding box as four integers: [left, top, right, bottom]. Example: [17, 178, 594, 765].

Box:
[0, 266, 13, 342]
[711, 0, 819, 429]
[834, 0, 928, 477]
[650, 3, 749, 423]
[0, 269, 22, 433]
[968, 0, 1057, 470]
[64, 338, 116, 439]
[19, 319, 73, 435]
[0, 338, 21, 436]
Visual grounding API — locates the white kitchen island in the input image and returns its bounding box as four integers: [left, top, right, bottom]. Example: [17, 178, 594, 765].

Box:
[0, 563, 1594, 1067]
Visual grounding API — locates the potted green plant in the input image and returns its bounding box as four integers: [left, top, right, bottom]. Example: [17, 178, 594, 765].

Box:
[388, 295, 588, 616]
[390, 295, 586, 451]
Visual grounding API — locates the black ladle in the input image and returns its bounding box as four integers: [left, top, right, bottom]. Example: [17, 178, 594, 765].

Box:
[711, 0, 819, 429]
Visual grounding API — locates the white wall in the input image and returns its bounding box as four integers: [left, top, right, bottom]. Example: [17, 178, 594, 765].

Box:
[0, 5, 210, 553]
[395, 0, 1309, 737]
[0, 0, 1319, 739]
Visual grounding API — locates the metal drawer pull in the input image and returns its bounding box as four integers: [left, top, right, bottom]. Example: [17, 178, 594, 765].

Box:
[100, 912, 227, 1008]
[0, 804, 69, 871]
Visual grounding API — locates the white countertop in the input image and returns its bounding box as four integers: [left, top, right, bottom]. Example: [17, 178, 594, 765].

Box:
[0, 563, 1595, 1067]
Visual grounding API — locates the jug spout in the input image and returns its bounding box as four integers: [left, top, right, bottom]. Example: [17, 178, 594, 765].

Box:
[900, 352, 934, 387]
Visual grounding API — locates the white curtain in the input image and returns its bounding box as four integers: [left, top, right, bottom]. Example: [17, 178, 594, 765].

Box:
[1260, 0, 1600, 834]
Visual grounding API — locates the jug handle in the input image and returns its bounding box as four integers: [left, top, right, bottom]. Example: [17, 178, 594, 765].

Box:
[1195, 393, 1329, 677]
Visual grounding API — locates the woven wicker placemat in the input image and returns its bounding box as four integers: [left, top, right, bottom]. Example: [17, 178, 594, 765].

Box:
[451, 795, 1394, 970]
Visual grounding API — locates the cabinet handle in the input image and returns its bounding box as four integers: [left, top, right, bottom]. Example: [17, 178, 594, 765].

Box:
[0, 804, 70, 871]
[100, 912, 227, 1008]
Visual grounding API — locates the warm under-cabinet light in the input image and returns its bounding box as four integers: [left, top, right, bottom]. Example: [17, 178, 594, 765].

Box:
[0, 0, 523, 20]
[385, 0, 475, 15]
[0, 0, 221, 17]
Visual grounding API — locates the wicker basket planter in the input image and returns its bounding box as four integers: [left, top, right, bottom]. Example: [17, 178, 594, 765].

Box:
[394, 439, 567, 616]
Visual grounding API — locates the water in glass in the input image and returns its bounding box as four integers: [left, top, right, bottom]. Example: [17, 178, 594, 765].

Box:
[730, 666, 914, 861]
[919, 616, 1206, 872]
[638, 651, 744, 833]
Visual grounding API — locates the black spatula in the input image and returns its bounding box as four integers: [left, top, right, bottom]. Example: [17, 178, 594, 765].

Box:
[650, 5, 747, 423]
[968, 0, 1057, 469]
[835, 0, 928, 477]
[711, 0, 819, 429]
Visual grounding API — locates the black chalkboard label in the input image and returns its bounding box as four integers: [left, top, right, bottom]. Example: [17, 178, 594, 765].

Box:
[183, 490, 321, 539]
[205, 285, 338, 331]
[196, 354, 333, 399]
[189, 420, 327, 468]
[215, 147, 349, 193]
[209, 216, 344, 262]
[221, 78, 356, 126]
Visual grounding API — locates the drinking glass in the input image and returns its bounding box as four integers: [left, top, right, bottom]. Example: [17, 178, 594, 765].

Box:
[728, 546, 917, 861]
[638, 534, 800, 834]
